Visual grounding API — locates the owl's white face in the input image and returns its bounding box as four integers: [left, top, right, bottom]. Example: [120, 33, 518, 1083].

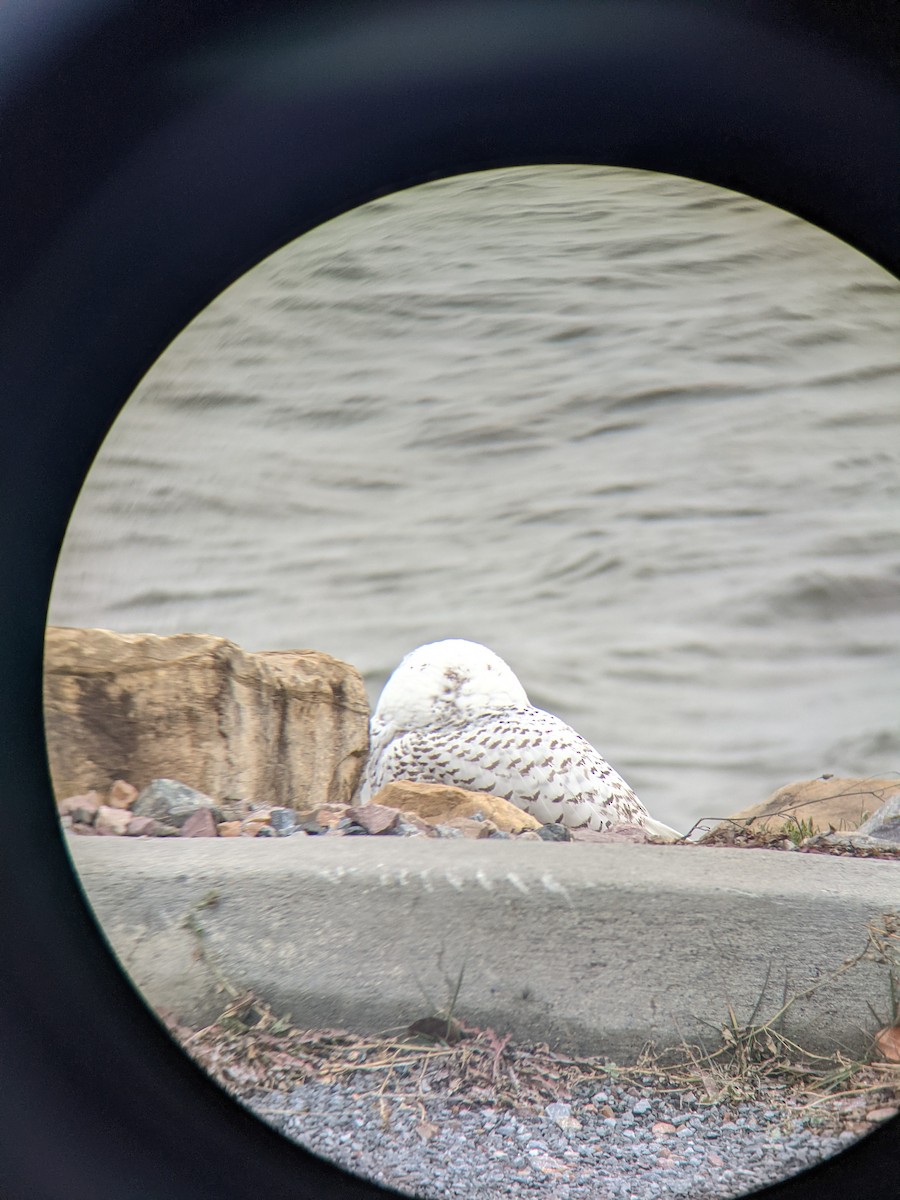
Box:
[372, 639, 530, 729]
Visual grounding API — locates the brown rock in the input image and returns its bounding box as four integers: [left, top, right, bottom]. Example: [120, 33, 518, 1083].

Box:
[867, 1106, 899, 1123]
[651, 1121, 676, 1136]
[240, 818, 269, 837]
[181, 808, 218, 837]
[516, 830, 543, 841]
[720, 777, 900, 836]
[125, 815, 158, 837]
[108, 779, 138, 809]
[400, 812, 440, 836]
[217, 821, 242, 837]
[303, 804, 353, 830]
[440, 816, 498, 839]
[94, 805, 132, 835]
[346, 804, 400, 835]
[69, 822, 98, 835]
[42, 626, 369, 812]
[370, 781, 543, 833]
[58, 790, 103, 823]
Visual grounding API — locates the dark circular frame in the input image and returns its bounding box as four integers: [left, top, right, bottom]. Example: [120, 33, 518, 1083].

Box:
[1, 2, 899, 1198]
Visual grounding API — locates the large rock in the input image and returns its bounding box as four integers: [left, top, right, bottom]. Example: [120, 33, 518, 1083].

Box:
[722, 776, 900, 835]
[43, 627, 369, 811]
[370, 780, 543, 833]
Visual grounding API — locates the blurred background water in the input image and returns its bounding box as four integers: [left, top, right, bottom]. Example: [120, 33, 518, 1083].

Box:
[48, 165, 900, 834]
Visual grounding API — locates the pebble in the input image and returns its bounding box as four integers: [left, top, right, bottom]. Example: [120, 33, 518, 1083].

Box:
[243, 1072, 875, 1200]
[94, 805, 132, 836]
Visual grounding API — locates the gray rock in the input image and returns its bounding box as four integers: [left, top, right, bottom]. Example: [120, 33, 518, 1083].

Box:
[856, 792, 900, 844]
[132, 778, 221, 828]
[269, 807, 296, 835]
[536, 822, 572, 842]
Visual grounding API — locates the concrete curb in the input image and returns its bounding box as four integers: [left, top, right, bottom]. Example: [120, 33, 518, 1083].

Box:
[68, 836, 899, 1061]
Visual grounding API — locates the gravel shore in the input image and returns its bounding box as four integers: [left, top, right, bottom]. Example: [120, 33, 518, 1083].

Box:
[246, 1075, 863, 1199]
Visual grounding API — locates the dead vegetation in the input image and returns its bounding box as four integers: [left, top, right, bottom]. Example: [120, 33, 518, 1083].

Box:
[164, 914, 900, 1137]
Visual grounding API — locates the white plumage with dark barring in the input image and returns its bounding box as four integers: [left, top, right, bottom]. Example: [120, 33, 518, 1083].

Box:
[361, 639, 679, 839]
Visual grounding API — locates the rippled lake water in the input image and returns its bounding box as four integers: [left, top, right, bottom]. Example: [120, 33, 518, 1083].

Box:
[49, 165, 900, 833]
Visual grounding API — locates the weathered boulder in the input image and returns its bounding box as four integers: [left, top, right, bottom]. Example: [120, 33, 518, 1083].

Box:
[721, 776, 900, 835]
[132, 778, 220, 827]
[369, 780, 544, 833]
[43, 626, 369, 811]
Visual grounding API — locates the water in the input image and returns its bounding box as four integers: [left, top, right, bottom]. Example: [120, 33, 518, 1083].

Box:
[48, 165, 900, 834]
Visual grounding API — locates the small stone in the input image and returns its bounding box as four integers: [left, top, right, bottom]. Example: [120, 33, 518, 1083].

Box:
[544, 1102, 571, 1122]
[269, 807, 296, 835]
[311, 804, 353, 830]
[126, 815, 158, 837]
[218, 797, 254, 822]
[70, 822, 98, 836]
[441, 816, 498, 839]
[393, 821, 426, 837]
[867, 1106, 899, 1123]
[399, 811, 437, 835]
[58, 791, 102, 823]
[181, 807, 218, 837]
[536, 822, 572, 842]
[632, 1098, 652, 1115]
[432, 825, 464, 839]
[652, 1122, 677, 1136]
[488, 829, 513, 839]
[217, 821, 242, 837]
[346, 803, 400, 835]
[600, 1105, 615, 1119]
[240, 819, 268, 837]
[108, 779, 138, 809]
[94, 805, 132, 835]
[517, 831, 542, 841]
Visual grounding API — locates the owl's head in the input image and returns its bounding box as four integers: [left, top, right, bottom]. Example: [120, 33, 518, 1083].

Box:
[372, 639, 530, 729]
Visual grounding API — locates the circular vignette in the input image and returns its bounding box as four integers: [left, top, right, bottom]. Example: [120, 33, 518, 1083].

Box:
[1, 3, 898, 1200]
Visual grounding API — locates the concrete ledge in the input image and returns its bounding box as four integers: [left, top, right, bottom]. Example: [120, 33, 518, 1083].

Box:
[68, 836, 900, 1061]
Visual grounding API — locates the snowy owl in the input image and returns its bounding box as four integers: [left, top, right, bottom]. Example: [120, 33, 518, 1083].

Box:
[360, 639, 679, 838]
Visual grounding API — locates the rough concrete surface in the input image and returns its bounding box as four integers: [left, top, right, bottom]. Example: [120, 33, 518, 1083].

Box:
[68, 836, 899, 1061]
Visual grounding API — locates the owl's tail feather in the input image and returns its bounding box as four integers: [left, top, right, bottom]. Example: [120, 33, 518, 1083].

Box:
[642, 815, 682, 842]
